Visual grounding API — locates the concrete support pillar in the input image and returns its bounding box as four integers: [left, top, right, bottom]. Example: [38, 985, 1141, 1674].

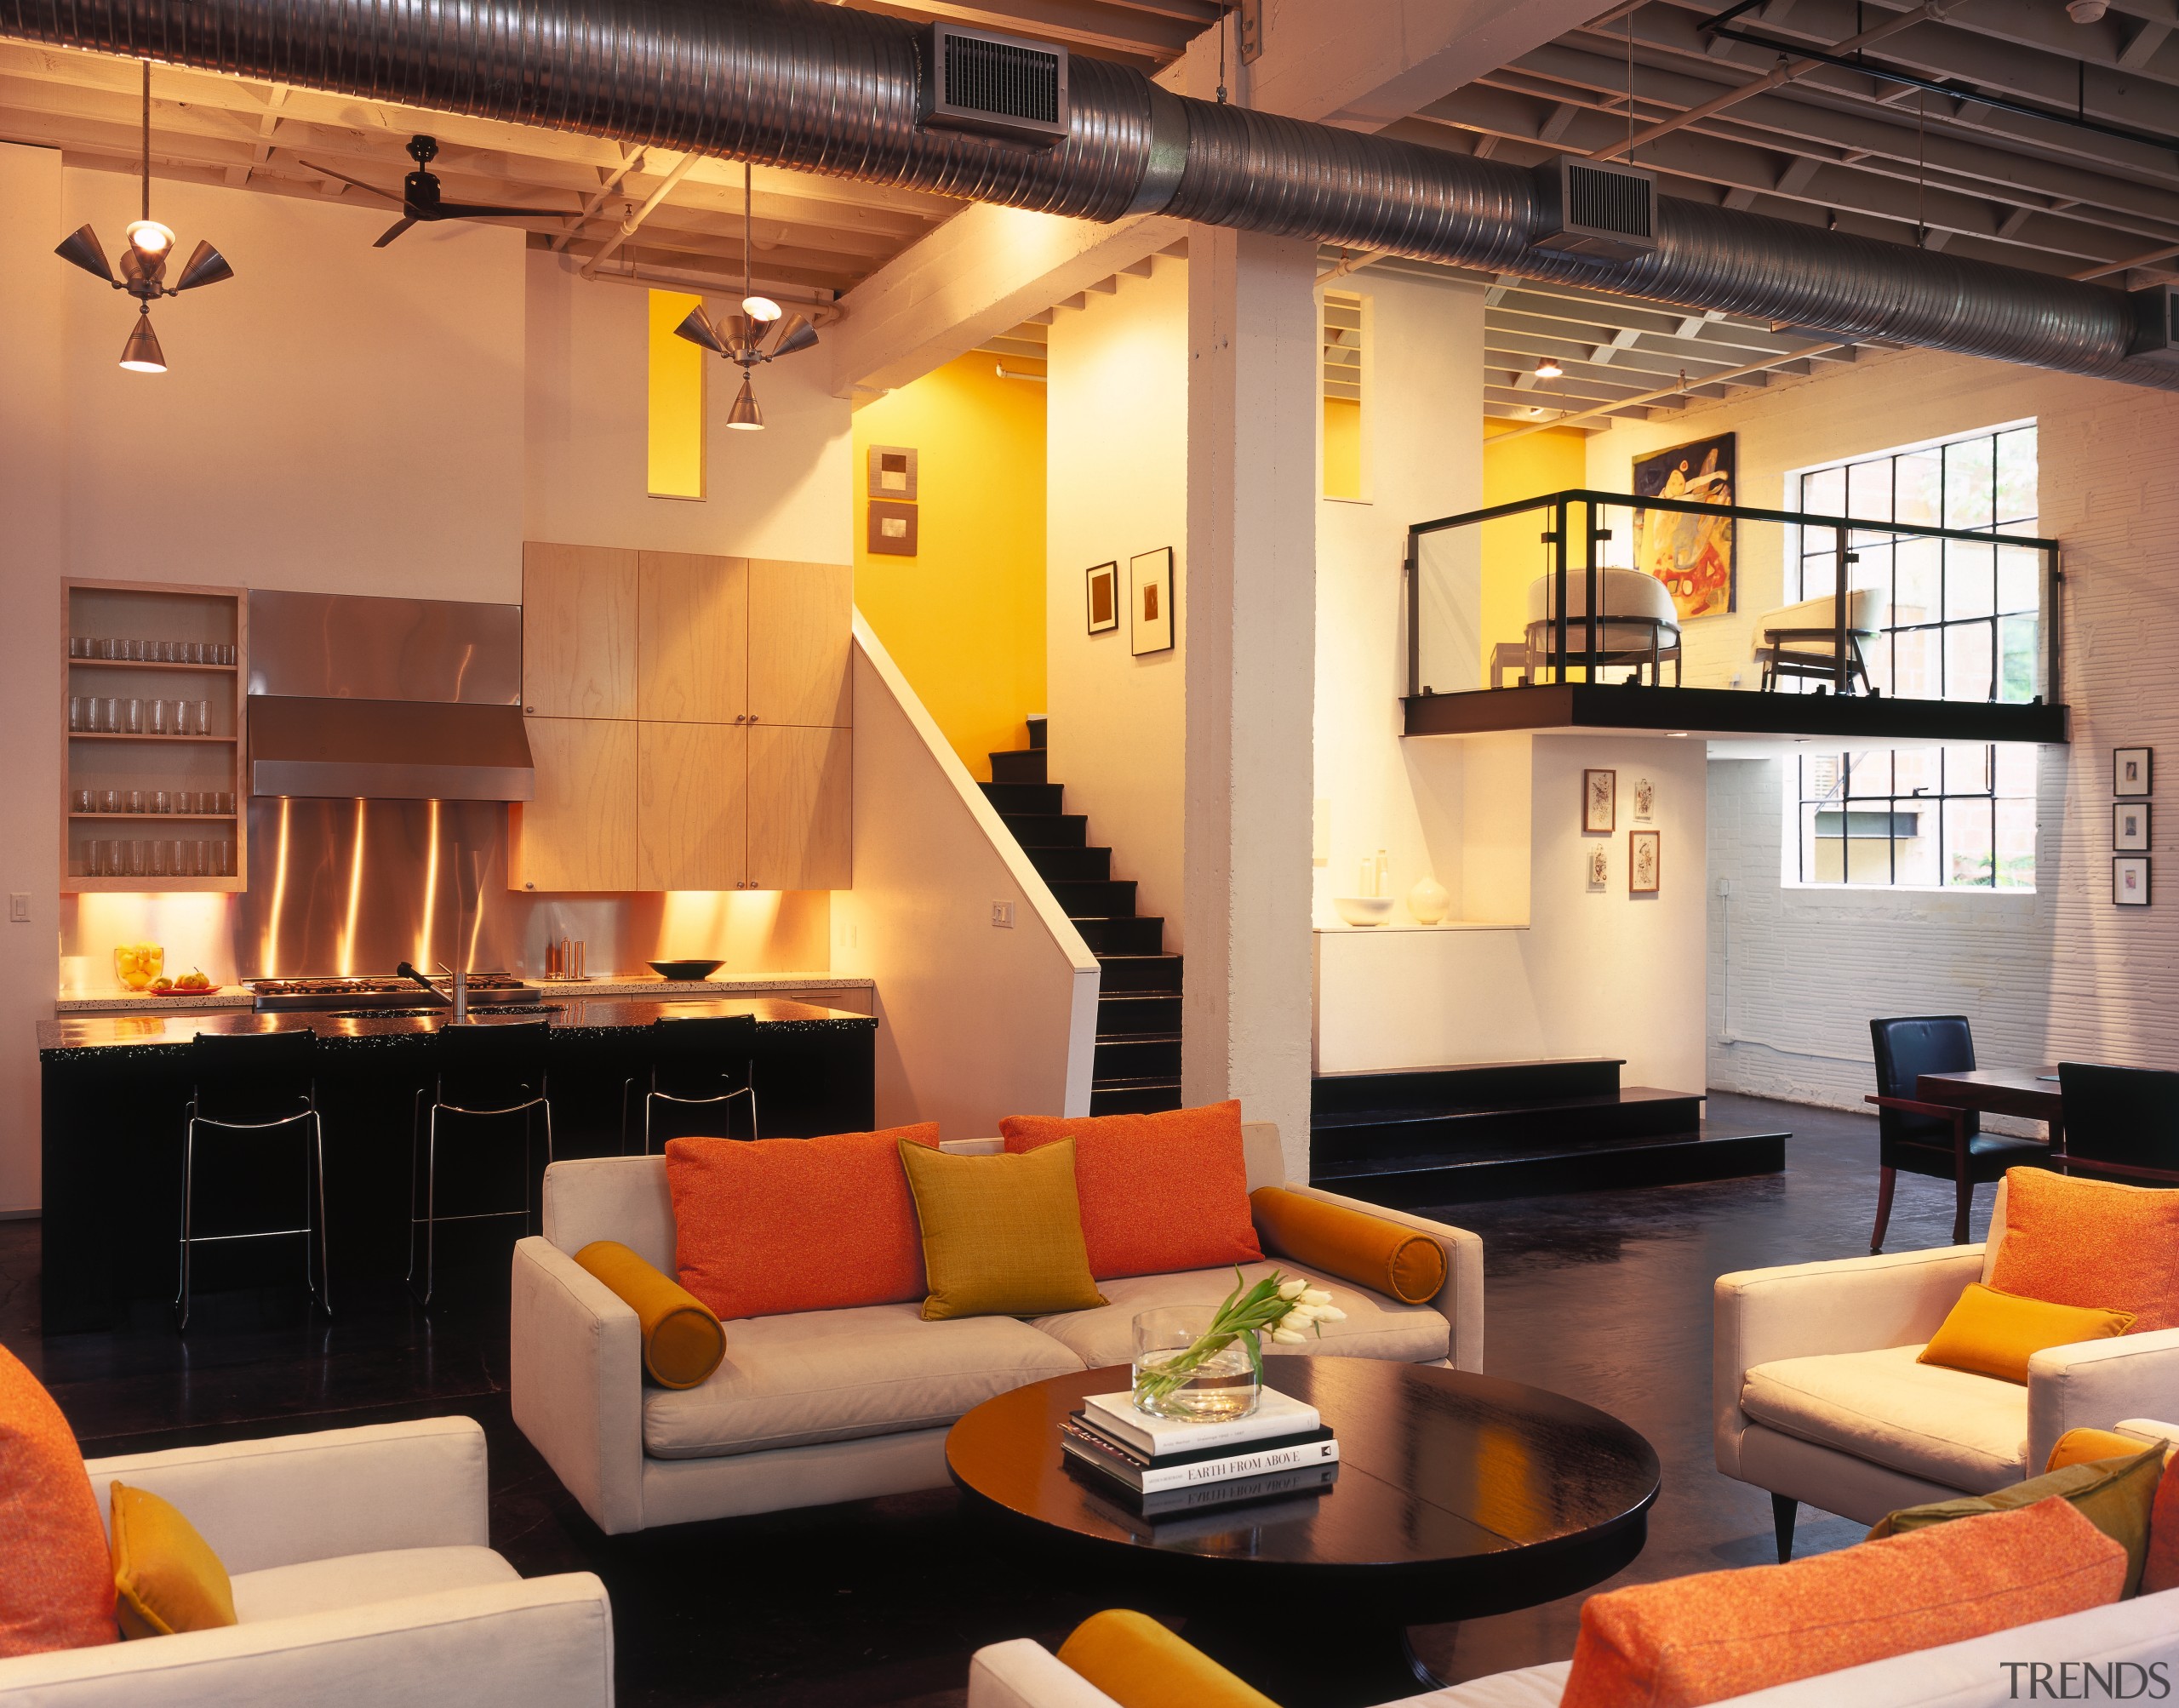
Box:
[1181, 225, 1320, 1181]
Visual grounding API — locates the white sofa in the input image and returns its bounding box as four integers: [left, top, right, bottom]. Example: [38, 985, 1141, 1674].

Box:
[1717, 1177, 2179, 1554]
[511, 1121, 1484, 1534]
[0, 1417, 613, 1707]
[966, 1589, 2179, 1708]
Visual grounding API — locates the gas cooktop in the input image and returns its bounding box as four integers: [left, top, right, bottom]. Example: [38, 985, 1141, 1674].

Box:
[250, 976, 539, 1012]
[320, 1003, 563, 1021]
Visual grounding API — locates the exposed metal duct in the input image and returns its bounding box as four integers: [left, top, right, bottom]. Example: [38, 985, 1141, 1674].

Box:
[6, 0, 2173, 391]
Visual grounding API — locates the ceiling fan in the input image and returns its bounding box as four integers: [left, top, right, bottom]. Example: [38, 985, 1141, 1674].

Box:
[300, 134, 549, 248]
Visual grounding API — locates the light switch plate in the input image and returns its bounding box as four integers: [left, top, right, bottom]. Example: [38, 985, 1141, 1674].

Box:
[8, 894, 27, 923]
[992, 901, 1015, 928]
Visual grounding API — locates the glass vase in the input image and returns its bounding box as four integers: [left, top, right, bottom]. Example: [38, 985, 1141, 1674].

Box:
[1130, 1305, 1261, 1421]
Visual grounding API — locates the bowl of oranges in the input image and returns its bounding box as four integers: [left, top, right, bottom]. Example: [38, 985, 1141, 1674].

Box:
[113, 942, 165, 991]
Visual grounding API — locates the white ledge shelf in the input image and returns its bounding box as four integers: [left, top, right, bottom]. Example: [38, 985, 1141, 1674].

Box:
[1313, 919, 1529, 934]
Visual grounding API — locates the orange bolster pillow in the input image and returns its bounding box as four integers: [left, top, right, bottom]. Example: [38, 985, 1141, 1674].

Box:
[1249, 1186, 1447, 1305]
[574, 1240, 726, 1390]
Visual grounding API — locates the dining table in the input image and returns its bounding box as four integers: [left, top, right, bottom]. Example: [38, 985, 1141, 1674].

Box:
[1914, 1065, 2063, 1147]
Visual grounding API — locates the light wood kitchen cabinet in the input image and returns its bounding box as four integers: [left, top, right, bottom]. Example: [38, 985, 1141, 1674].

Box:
[512, 717, 638, 891]
[747, 724, 852, 890]
[638, 551, 747, 723]
[523, 543, 638, 719]
[637, 722, 748, 891]
[747, 561, 852, 728]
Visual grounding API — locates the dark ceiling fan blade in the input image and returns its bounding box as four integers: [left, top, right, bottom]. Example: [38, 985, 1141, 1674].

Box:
[298, 159, 406, 203]
[432, 202, 555, 220]
[373, 216, 419, 248]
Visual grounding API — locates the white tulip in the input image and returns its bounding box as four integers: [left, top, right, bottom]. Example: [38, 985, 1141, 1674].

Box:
[1288, 1302, 1328, 1321]
[1301, 1288, 1333, 1306]
[1278, 1278, 1309, 1300]
[1313, 1305, 1347, 1322]
[1271, 1328, 1308, 1344]
[1278, 1310, 1311, 1333]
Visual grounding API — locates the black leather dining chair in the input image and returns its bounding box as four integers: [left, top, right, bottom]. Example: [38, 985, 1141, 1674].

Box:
[2055, 1064, 2179, 1186]
[621, 1014, 760, 1154]
[1867, 1015, 2047, 1250]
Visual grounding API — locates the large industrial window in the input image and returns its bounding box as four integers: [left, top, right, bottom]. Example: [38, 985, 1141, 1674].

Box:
[1321, 289, 1366, 500]
[1788, 422, 2039, 890]
[647, 289, 706, 500]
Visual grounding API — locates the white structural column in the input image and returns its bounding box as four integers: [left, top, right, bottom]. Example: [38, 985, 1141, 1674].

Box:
[1182, 226, 1320, 1180]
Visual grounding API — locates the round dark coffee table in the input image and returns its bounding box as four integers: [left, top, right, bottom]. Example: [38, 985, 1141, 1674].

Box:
[947, 1358, 1659, 1708]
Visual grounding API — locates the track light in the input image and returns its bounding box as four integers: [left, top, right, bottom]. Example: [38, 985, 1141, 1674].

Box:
[1535, 357, 1564, 380]
[53, 62, 232, 373]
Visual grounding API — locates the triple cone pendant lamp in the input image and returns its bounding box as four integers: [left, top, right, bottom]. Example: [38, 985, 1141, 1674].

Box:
[54, 60, 234, 371]
[672, 162, 818, 429]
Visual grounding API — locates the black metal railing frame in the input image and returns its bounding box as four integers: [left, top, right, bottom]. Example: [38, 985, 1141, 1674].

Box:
[1404, 488, 2062, 704]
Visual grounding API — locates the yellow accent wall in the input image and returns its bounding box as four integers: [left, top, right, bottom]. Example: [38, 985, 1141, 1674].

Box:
[1481, 420, 1588, 672]
[852, 351, 1046, 780]
[1323, 397, 1363, 500]
[646, 289, 705, 499]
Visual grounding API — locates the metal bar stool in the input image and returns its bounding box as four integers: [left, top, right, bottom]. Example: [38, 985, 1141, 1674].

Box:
[407, 1020, 552, 1306]
[621, 1014, 761, 1154]
[176, 1029, 330, 1331]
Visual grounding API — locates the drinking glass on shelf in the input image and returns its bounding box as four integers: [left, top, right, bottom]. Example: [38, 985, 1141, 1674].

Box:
[87, 841, 109, 877]
[98, 788, 120, 814]
[149, 699, 170, 734]
[191, 700, 211, 736]
[123, 639, 142, 661]
[95, 638, 115, 660]
[217, 841, 235, 877]
[220, 643, 237, 666]
[121, 842, 143, 877]
[216, 791, 235, 814]
[127, 790, 146, 814]
[68, 696, 84, 732]
[152, 790, 171, 814]
[147, 841, 169, 877]
[163, 839, 184, 877]
[71, 789, 92, 814]
[94, 697, 117, 732]
[122, 698, 142, 734]
[68, 637, 85, 659]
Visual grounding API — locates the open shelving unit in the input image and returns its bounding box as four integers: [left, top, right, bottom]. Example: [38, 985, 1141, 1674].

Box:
[63, 580, 249, 894]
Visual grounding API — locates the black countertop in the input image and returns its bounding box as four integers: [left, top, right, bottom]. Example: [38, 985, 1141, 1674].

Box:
[38, 996, 876, 1060]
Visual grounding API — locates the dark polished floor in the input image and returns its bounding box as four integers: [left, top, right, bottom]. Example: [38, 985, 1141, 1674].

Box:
[0, 1091, 1993, 1705]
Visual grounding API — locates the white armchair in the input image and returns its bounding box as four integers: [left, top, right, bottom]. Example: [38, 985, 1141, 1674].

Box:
[0, 1417, 614, 1707]
[1716, 1180, 2179, 1558]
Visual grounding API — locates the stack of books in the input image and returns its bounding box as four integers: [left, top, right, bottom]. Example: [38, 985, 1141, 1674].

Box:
[1061, 1386, 1338, 1517]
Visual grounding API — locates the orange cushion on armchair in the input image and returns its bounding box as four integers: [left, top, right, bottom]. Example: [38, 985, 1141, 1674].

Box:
[1989, 1168, 2179, 1330]
[998, 1101, 1262, 1281]
[666, 1124, 940, 1320]
[0, 1345, 117, 1657]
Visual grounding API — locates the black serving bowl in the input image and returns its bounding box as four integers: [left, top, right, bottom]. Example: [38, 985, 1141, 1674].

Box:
[648, 958, 724, 982]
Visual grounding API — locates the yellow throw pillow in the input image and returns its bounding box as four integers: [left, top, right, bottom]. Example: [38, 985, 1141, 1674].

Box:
[2050, 1429, 2166, 1474]
[1250, 1186, 1446, 1305]
[1918, 1282, 2134, 1385]
[110, 1483, 236, 1639]
[1868, 1445, 2166, 1598]
[1058, 1609, 1280, 1708]
[896, 1138, 1107, 1321]
[573, 1240, 725, 1390]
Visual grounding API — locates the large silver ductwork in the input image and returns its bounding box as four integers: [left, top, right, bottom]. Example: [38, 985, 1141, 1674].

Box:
[6, 0, 2173, 391]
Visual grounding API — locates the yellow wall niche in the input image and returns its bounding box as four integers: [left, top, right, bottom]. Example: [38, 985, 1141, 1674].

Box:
[647, 290, 706, 500]
[852, 351, 1047, 780]
[1323, 398, 1363, 500]
[1481, 420, 1589, 675]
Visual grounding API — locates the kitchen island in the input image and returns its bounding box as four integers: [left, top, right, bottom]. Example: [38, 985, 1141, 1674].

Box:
[39, 996, 877, 1332]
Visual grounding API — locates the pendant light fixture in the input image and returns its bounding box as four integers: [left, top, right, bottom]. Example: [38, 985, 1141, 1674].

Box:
[672, 160, 818, 431]
[54, 60, 234, 372]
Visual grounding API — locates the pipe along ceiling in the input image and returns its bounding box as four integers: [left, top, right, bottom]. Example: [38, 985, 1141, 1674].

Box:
[6, 0, 2173, 391]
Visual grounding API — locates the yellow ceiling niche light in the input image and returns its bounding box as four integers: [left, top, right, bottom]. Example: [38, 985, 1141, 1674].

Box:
[648, 289, 706, 498]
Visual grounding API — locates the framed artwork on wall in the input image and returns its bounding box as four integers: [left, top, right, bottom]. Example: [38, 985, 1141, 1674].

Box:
[1085, 562, 1118, 635]
[2115, 802, 2152, 852]
[866, 500, 918, 556]
[2115, 748, 2153, 797]
[1633, 431, 1736, 620]
[1587, 844, 1609, 889]
[1131, 547, 1175, 655]
[1630, 829, 1661, 894]
[2115, 855, 2152, 906]
[867, 444, 918, 500]
[1633, 776, 1656, 823]
[1583, 768, 1616, 834]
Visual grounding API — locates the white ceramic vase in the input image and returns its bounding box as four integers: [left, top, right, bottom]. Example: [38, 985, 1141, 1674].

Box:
[1407, 875, 1450, 925]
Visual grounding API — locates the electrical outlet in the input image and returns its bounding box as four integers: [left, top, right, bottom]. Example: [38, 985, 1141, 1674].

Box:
[991, 901, 1015, 928]
[8, 894, 27, 923]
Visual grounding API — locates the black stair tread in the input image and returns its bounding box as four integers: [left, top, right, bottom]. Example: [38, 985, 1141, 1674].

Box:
[1314, 1056, 1625, 1084]
[1001, 814, 1089, 848]
[1312, 1085, 1701, 1133]
[1312, 1058, 1626, 1115]
[1090, 1073, 1185, 1091]
[1313, 1121, 1787, 1182]
[1094, 1029, 1184, 1045]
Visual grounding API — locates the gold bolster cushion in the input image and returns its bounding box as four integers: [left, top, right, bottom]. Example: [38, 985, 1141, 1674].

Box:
[111, 1483, 237, 1639]
[1249, 1186, 1447, 1305]
[574, 1240, 726, 1390]
[1058, 1610, 1280, 1708]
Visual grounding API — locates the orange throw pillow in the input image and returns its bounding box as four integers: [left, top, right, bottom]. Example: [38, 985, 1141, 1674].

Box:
[0, 1345, 117, 1657]
[2148, 1456, 2179, 1597]
[1989, 1168, 2179, 1331]
[1560, 1498, 2125, 1708]
[998, 1101, 1262, 1281]
[666, 1124, 940, 1320]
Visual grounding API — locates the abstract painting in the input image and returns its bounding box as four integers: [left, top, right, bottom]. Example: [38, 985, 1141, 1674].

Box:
[1633, 431, 1736, 620]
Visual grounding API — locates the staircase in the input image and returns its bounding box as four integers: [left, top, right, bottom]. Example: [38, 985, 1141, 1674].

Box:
[981, 724, 1183, 1115]
[1312, 1060, 1787, 1206]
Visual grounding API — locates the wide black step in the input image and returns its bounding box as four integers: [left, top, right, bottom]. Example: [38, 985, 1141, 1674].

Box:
[1096, 953, 1182, 994]
[1074, 916, 1164, 955]
[1003, 813, 1088, 849]
[1100, 991, 1181, 1037]
[981, 780, 1063, 814]
[1312, 1058, 1624, 1117]
[1313, 1088, 1703, 1175]
[1054, 877, 1137, 917]
[989, 748, 1048, 785]
[1090, 1077, 1186, 1116]
[1095, 1034, 1181, 1081]
[1028, 844, 1112, 883]
[1321, 1123, 1788, 1208]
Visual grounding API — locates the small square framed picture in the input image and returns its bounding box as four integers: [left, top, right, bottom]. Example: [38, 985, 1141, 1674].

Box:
[2115, 802, 2152, 852]
[1629, 829, 1661, 894]
[2115, 747, 2153, 797]
[1085, 562, 1118, 634]
[866, 500, 918, 556]
[2114, 855, 2152, 906]
[1583, 768, 1616, 834]
[1130, 547, 1175, 655]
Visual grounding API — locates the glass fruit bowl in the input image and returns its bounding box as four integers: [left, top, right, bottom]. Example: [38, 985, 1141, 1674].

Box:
[114, 942, 165, 991]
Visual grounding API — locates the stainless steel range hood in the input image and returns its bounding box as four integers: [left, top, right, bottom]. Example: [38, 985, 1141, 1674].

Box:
[246, 590, 533, 801]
